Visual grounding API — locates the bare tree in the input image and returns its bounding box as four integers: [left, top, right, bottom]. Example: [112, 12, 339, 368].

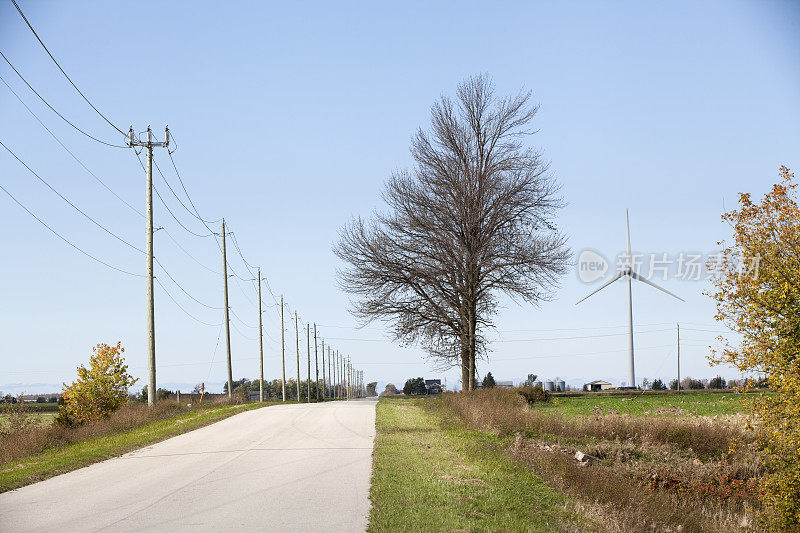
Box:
[335, 74, 569, 390]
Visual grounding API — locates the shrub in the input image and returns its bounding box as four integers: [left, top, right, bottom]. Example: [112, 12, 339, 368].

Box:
[707, 166, 800, 527]
[516, 385, 550, 404]
[57, 342, 138, 426]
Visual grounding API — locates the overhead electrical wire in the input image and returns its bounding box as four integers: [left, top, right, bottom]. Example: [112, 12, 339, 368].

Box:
[153, 258, 222, 310]
[0, 50, 126, 148]
[0, 72, 140, 214]
[0, 139, 143, 253]
[0, 181, 141, 277]
[166, 140, 220, 226]
[155, 277, 222, 327]
[10, 0, 127, 136]
[2, 77, 224, 281]
[133, 151, 214, 238]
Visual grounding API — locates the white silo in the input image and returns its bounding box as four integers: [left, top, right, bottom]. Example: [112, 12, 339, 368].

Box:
[544, 380, 554, 392]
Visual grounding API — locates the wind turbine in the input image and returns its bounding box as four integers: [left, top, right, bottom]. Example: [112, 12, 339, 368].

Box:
[576, 209, 684, 389]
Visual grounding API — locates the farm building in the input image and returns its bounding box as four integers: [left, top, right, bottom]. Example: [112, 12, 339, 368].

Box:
[496, 380, 514, 389]
[587, 380, 612, 392]
[424, 379, 442, 394]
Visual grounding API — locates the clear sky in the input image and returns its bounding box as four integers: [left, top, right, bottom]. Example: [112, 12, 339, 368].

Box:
[1, 1, 798, 394]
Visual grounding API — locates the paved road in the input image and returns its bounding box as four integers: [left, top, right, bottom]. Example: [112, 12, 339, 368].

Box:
[0, 399, 377, 532]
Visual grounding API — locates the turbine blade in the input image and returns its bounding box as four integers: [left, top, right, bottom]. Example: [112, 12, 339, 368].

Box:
[626, 208, 632, 266]
[575, 271, 625, 305]
[630, 270, 685, 302]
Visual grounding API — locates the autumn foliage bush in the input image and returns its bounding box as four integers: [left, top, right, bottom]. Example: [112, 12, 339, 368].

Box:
[709, 166, 800, 528]
[56, 342, 138, 426]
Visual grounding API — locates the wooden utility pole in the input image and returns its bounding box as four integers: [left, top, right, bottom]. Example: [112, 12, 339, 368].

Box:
[321, 338, 326, 399]
[295, 312, 300, 401]
[221, 219, 233, 398]
[329, 346, 333, 398]
[257, 268, 264, 402]
[314, 324, 319, 401]
[281, 296, 286, 401]
[127, 125, 168, 407]
[306, 323, 311, 403]
[677, 323, 681, 393]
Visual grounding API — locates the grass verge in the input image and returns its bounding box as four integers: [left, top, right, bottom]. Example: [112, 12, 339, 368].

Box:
[368, 397, 585, 532]
[443, 389, 759, 532]
[0, 401, 279, 493]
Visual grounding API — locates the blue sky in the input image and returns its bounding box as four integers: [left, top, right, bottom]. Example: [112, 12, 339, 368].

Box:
[1, 1, 798, 394]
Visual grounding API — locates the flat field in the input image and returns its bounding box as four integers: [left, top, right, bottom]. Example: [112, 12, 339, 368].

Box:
[0, 412, 56, 428]
[539, 391, 749, 418]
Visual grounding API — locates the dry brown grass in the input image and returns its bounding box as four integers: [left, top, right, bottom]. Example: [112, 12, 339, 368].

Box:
[0, 397, 241, 466]
[441, 389, 761, 532]
[444, 388, 750, 457]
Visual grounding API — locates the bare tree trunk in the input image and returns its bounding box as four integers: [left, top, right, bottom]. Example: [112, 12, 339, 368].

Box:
[460, 340, 470, 391]
[469, 298, 477, 391]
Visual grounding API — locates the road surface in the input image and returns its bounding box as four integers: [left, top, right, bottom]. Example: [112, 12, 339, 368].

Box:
[0, 399, 377, 532]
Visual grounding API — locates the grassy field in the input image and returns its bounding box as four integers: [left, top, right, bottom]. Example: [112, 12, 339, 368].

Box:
[539, 391, 749, 418]
[0, 412, 56, 428]
[0, 401, 280, 493]
[368, 397, 587, 532]
[441, 389, 759, 532]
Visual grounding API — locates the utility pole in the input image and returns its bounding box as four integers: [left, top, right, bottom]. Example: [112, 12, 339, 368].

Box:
[677, 323, 681, 393]
[295, 312, 300, 401]
[335, 350, 339, 399]
[314, 324, 319, 401]
[281, 296, 286, 401]
[321, 338, 326, 399]
[127, 125, 168, 407]
[306, 323, 311, 403]
[221, 219, 233, 398]
[257, 268, 264, 402]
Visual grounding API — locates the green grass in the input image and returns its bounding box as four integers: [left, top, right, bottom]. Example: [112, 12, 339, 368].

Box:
[0, 401, 278, 492]
[368, 397, 584, 532]
[537, 391, 747, 418]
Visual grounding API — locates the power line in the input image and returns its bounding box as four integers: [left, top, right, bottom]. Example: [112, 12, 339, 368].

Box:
[3, 86, 220, 276]
[10, 0, 127, 136]
[154, 257, 222, 310]
[0, 181, 141, 277]
[0, 139, 143, 254]
[0, 72, 140, 214]
[155, 277, 222, 327]
[134, 151, 214, 238]
[229, 307, 256, 328]
[0, 50, 126, 148]
[160, 227, 220, 275]
[153, 158, 215, 229]
[167, 142, 220, 226]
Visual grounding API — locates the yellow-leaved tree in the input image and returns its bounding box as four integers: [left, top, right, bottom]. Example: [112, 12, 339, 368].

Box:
[709, 166, 800, 528]
[58, 342, 138, 426]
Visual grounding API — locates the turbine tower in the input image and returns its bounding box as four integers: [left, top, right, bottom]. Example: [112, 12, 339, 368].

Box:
[576, 209, 684, 388]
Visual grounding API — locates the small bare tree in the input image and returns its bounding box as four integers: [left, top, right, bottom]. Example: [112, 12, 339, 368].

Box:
[335, 74, 569, 390]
